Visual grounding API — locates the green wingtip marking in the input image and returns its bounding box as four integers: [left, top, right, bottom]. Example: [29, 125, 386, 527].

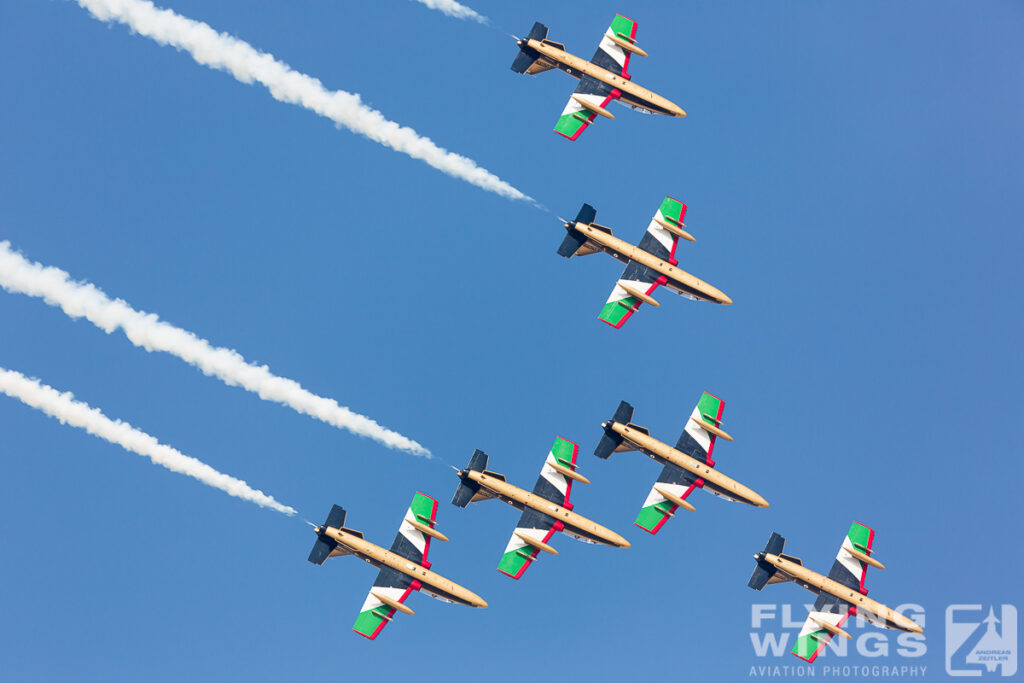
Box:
[792, 630, 826, 659]
[409, 493, 435, 524]
[696, 393, 723, 425]
[352, 606, 389, 637]
[634, 502, 671, 531]
[610, 15, 636, 38]
[658, 196, 684, 223]
[847, 523, 872, 551]
[599, 297, 637, 325]
[497, 547, 531, 576]
[555, 112, 588, 138]
[550, 437, 576, 467]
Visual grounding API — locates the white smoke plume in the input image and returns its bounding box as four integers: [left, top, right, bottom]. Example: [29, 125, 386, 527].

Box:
[0, 367, 296, 515]
[0, 241, 430, 457]
[75, 0, 529, 202]
[411, 0, 487, 23]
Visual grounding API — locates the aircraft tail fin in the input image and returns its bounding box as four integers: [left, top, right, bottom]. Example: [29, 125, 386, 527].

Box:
[595, 400, 634, 458]
[451, 449, 489, 507]
[307, 504, 349, 565]
[511, 23, 557, 74]
[557, 203, 599, 257]
[748, 532, 786, 590]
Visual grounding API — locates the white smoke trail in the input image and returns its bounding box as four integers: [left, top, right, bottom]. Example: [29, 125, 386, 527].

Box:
[74, 0, 529, 202]
[410, 0, 487, 23]
[0, 367, 296, 515]
[0, 241, 430, 457]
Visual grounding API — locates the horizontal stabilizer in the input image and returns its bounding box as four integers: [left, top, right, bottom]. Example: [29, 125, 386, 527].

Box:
[324, 504, 347, 530]
[526, 21, 548, 41]
[511, 22, 552, 73]
[748, 532, 787, 589]
[574, 203, 597, 225]
[452, 449, 490, 507]
[307, 536, 336, 566]
[466, 449, 488, 472]
[307, 503, 349, 564]
[451, 480, 479, 508]
[557, 229, 588, 258]
[612, 400, 634, 425]
[748, 564, 775, 590]
[765, 531, 786, 556]
[596, 400, 634, 459]
[594, 432, 622, 460]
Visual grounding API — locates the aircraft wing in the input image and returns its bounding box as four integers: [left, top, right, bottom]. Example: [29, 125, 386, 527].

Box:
[791, 591, 855, 662]
[529, 436, 580, 506]
[387, 491, 441, 567]
[675, 392, 726, 465]
[598, 197, 687, 328]
[591, 14, 639, 78]
[351, 566, 416, 640]
[633, 461, 699, 534]
[828, 521, 877, 593]
[496, 507, 558, 579]
[553, 75, 617, 140]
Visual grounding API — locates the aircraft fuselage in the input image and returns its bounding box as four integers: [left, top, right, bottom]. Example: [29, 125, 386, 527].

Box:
[608, 420, 767, 507]
[320, 525, 487, 608]
[761, 552, 922, 633]
[524, 39, 685, 117]
[571, 221, 732, 305]
[464, 470, 630, 548]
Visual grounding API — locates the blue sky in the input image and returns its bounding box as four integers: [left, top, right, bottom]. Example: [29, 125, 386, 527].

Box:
[1, 0, 1021, 680]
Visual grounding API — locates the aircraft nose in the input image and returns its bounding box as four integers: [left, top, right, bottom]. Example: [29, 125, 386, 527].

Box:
[902, 616, 924, 634]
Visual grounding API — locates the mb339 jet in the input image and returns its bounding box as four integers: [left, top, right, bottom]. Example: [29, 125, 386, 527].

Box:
[559, 197, 732, 328]
[748, 523, 924, 662]
[451, 437, 630, 579]
[595, 393, 768, 533]
[307, 493, 486, 640]
[511, 15, 685, 139]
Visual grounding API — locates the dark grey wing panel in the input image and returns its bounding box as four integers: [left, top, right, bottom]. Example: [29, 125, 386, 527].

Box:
[388, 529, 424, 565]
[372, 566, 414, 591]
[656, 461, 699, 487]
[813, 590, 853, 615]
[621, 260, 660, 287]
[674, 429, 709, 464]
[574, 74, 613, 98]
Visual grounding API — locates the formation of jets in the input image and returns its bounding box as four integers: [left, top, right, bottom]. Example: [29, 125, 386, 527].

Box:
[289, 11, 924, 654]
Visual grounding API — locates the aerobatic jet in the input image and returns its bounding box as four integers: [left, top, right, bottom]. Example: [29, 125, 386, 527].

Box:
[595, 394, 768, 533]
[558, 197, 731, 328]
[749, 523, 924, 662]
[511, 15, 685, 139]
[451, 437, 629, 579]
[307, 493, 486, 640]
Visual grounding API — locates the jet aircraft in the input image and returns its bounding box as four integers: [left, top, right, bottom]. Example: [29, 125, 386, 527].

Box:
[558, 197, 732, 328]
[511, 15, 685, 139]
[748, 523, 924, 662]
[307, 492, 487, 640]
[451, 437, 630, 579]
[595, 394, 768, 533]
